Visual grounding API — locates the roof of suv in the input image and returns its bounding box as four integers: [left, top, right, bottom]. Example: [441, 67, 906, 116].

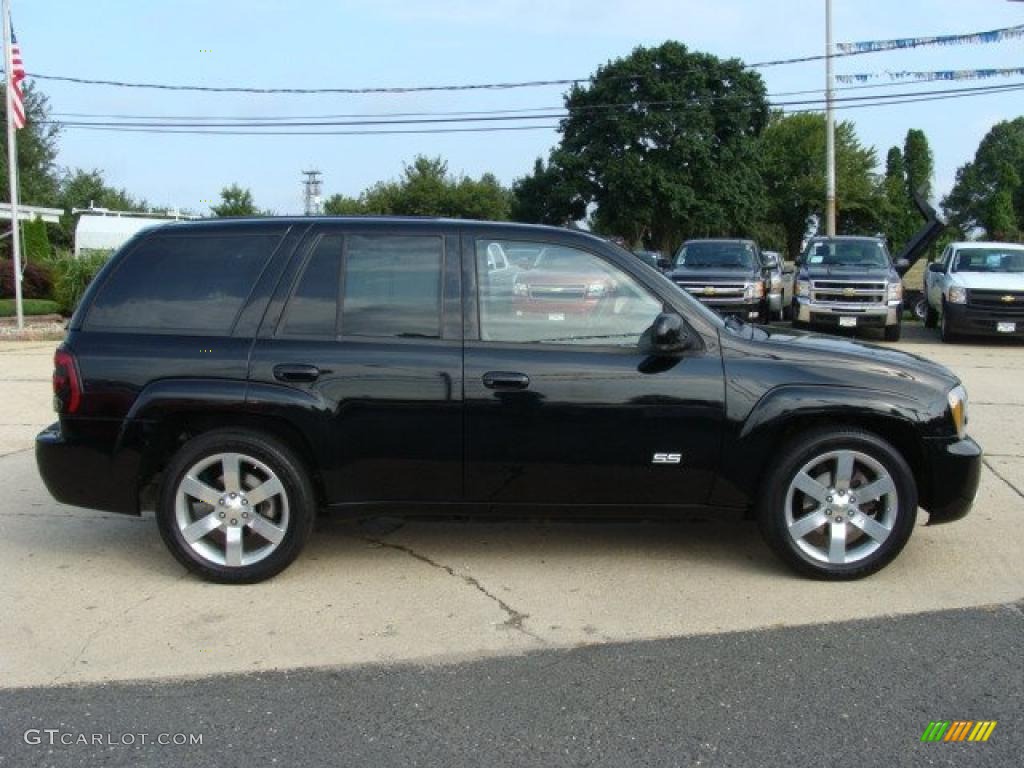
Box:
[949, 241, 1024, 250]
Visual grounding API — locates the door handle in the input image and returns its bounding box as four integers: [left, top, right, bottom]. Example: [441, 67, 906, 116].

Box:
[482, 371, 530, 390]
[273, 364, 321, 383]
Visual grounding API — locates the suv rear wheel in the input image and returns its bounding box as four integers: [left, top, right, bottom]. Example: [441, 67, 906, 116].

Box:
[157, 429, 316, 583]
[757, 428, 917, 579]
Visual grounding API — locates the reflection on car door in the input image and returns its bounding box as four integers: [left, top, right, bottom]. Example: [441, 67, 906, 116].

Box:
[248, 224, 464, 504]
[463, 233, 726, 508]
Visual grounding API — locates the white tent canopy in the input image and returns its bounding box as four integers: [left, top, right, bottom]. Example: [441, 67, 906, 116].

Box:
[74, 213, 177, 256]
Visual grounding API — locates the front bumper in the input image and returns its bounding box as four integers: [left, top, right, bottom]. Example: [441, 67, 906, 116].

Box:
[695, 299, 763, 321]
[920, 435, 982, 524]
[796, 298, 901, 328]
[943, 303, 1024, 337]
[35, 422, 141, 515]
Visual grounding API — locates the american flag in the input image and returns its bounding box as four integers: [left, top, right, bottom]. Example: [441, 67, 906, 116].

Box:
[8, 23, 25, 129]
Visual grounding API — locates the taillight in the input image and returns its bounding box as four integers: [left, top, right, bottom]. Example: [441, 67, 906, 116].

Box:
[53, 348, 81, 414]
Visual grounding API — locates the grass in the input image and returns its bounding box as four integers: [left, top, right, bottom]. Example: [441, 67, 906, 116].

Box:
[0, 298, 61, 317]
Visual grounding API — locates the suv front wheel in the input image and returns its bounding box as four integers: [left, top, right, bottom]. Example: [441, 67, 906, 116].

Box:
[157, 429, 316, 583]
[757, 428, 917, 579]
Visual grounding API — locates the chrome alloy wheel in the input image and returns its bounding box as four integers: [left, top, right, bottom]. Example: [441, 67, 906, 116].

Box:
[783, 449, 898, 566]
[174, 452, 290, 568]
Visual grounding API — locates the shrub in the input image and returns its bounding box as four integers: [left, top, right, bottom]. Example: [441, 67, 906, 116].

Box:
[0, 258, 55, 300]
[23, 217, 52, 263]
[48, 250, 110, 315]
[0, 298, 61, 317]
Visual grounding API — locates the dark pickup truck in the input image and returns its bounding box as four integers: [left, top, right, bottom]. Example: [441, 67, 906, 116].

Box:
[37, 218, 980, 583]
[793, 236, 910, 341]
[665, 239, 774, 324]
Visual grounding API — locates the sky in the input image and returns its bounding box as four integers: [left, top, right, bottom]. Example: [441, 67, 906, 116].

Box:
[14, 0, 1024, 216]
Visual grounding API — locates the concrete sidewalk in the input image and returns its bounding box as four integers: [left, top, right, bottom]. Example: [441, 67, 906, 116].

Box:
[1, 326, 1022, 688]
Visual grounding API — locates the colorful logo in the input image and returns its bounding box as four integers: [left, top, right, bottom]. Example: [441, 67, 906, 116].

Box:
[920, 721, 997, 742]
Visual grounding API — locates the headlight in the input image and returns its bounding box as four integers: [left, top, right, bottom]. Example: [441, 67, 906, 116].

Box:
[947, 384, 968, 438]
[796, 280, 810, 297]
[744, 281, 765, 301]
[947, 286, 967, 305]
[887, 282, 903, 302]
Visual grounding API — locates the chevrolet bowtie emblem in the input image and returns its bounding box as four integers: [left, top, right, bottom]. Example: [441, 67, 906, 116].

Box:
[703, 286, 717, 296]
[1001, 295, 1016, 303]
[842, 287, 857, 297]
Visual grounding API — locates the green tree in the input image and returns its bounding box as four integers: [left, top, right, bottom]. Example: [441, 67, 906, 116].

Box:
[879, 146, 916, 253]
[903, 128, 934, 202]
[760, 113, 880, 259]
[944, 117, 1024, 240]
[22, 216, 50, 262]
[557, 42, 769, 251]
[211, 184, 260, 217]
[0, 82, 61, 207]
[324, 156, 512, 220]
[510, 156, 586, 226]
[56, 168, 150, 247]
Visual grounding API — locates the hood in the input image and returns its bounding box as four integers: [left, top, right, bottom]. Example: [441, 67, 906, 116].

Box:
[667, 267, 757, 282]
[802, 264, 895, 281]
[948, 271, 1024, 290]
[748, 325, 958, 390]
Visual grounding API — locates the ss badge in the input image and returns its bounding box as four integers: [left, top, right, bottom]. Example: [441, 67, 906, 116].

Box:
[652, 452, 682, 465]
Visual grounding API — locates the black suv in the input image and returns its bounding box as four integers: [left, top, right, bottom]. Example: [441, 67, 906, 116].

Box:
[37, 218, 981, 583]
[665, 239, 774, 324]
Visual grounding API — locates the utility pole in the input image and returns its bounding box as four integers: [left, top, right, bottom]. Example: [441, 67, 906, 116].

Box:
[2, 0, 23, 329]
[825, 0, 837, 237]
[302, 169, 322, 216]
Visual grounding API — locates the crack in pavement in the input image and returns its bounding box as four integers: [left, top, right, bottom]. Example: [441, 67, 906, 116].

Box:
[359, 535, 543, 643]
[983, 459, 1024, 502]
[50, 572, 190, 686]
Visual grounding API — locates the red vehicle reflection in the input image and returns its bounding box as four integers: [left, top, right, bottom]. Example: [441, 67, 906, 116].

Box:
[512, 246, 616, 318]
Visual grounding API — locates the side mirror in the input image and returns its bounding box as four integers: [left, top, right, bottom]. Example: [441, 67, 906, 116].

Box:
[894, 258, 911, 275]
[644, 313, 692, 355]
[927, 262, 946, 274]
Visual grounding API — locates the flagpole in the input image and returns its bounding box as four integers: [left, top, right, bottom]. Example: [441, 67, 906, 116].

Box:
[2, 0, 23, 330]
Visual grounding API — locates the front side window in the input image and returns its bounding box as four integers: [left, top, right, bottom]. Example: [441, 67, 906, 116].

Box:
[87, 234, 279, 334]
[476, 239, 662, 346]
[342, 235, 443, 338]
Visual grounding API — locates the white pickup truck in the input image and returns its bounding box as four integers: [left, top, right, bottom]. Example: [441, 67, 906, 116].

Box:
[924, 241, 1024, 342]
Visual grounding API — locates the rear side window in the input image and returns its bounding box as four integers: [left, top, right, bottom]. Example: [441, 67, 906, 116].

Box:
[280, 235, 342, 337]
[86, 234, 279, 334]
[342, 235, 443, 338]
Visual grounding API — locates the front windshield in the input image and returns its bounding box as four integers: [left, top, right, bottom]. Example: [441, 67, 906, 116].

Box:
[675, 242, 755, 269]
[952, 248, 1024, 273]
[804, 240, 889, 268]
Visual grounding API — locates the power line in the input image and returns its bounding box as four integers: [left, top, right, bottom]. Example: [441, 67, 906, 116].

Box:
[50, 81, 1024, 136]
[47, 77, 1000, 122]
[40, 81, 1024, 130]
[9, 23, 1024, 96]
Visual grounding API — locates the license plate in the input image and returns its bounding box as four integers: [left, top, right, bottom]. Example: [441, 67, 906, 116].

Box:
[998, 322, 1016, 333]
[838, 317, 858, 328]
[548, 313, 565, 322]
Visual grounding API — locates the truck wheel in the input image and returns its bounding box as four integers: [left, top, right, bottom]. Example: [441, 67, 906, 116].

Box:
[883, 318, 902, 342]
[940, 300, 959, 343]
[157, 429, 316, 584]
[757, 427, 917, 580]
[924, 302, 938, 329]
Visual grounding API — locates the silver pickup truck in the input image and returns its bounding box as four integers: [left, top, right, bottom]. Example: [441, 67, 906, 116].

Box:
[924, 241, 1024, 342]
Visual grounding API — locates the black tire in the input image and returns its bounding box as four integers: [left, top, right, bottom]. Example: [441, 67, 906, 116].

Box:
[157, 429, 316, 584]
[924, 301, 939, 329]
[883, 318, 902, 342]
[757, 427, 918, 580]
[940, 300, 959, 343]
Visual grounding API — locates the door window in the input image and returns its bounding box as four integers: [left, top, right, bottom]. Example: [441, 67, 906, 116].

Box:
[475, 239, 662, 346]
[342, 235, 443, 338]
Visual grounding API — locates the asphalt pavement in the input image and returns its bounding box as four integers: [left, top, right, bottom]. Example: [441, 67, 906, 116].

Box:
[2, 603, 1021, 767]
